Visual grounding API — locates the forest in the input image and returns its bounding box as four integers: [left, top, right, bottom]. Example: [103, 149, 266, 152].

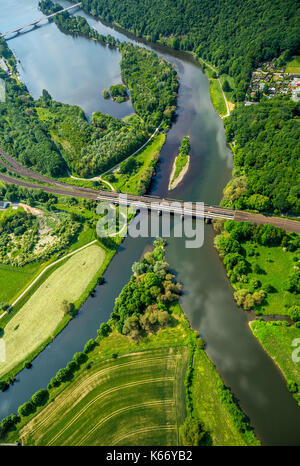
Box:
[82, 0, 300, 100]
[223, 97, 300, 214]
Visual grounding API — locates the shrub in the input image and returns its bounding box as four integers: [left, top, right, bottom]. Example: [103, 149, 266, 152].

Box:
[73, 352, 88, 366]
[289, 306, 300, 322]
[287, 380, 298, 393]
[83, 339, 97, 354]
[179, 417, 208, 446]
[31, 389, 49, 407]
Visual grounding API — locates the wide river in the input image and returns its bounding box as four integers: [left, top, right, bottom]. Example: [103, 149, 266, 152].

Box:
[0, 0, 300, 446]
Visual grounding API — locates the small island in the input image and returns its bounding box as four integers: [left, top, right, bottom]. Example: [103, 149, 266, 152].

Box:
[168, 136, 190, 190]
[102, 84, 128, 103]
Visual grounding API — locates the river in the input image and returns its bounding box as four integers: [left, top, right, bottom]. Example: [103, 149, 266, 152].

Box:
[0, 0, 300, 446]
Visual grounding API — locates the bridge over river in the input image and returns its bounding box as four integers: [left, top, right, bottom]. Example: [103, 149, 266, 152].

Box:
[0, 2, 82, 38]
[0, 148, 299, 233]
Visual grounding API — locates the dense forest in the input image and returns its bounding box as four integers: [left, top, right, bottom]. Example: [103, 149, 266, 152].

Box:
[223, 97, 300, 214]
[121, 45, 178, 129]
[82, 0, 300, 100]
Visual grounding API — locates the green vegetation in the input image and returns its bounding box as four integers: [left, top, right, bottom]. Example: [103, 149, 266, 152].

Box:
[40, 1, 178, 132]
[191, 347, 257, 445]
[1, 12, 178, 179]
[223, 97, 300, 214]
[20, 346, 188, 446]
[169, 136, 190, 190]
[209, 79, 227, 116]
[1, 239, 258, 446]
[250, 320, 300, 406]
[109, 84, 128, 103]
[214, 220, 300, 315]
[82, 0, 299, 100]
[0, 64, 67, 177]
[120, 45, 178, 130]
[39, 0, 121, 47]
[0, 206, 81, 267]
[36, 98, 147, 178]
[0, 244, 106, 381]
[103, 133, 166, 195]
[0, 262, 42, 306]
[285, 56, 300, 74]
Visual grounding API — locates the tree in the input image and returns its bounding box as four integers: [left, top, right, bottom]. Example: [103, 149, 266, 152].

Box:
[61, 300, 74, 315]
[31, 389, 49, 407]
[122, 315, 142, 339]
[179, 417, 207, 446]
[287, 380, 298, 393]
[289, 305, 300, 322]
[222, 80, 231, 92]
[97, 322, 111, 337]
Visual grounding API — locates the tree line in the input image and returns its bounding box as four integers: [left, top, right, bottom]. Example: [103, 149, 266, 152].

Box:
[82, 0, 299, 100]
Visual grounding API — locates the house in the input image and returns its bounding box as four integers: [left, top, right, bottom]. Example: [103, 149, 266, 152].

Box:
[0, 201, 9, 210]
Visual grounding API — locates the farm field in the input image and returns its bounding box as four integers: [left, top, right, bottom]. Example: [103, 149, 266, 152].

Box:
[250, 321, 300, 389]
[0, 244, 105, 379]
[20, 346, 188, 446]
[103, 133, 166, 195]
[285, 55, 300, 74]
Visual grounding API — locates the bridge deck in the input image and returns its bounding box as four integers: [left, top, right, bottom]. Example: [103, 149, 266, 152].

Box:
[0, 2, 82, 38]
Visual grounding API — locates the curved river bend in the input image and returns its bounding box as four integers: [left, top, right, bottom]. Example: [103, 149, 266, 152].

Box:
[0, 0, 300, 446]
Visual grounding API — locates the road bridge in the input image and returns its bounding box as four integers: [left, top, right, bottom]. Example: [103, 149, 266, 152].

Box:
[0, 3, 82, 38]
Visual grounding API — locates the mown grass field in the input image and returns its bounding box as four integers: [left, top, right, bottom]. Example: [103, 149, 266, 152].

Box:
[239, 243, 300, 315]
[20, 346, 188, 446]
[0, 244, 105, 379]
[191, 349, 252, 446]
[209, 79, 227, 116]
[103, 133, 166, 195]
[285, 56, 300, 74]
[250, 321, 300, 387]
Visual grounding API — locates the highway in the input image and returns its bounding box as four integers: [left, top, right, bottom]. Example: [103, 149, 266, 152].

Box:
[0, 148, 299, 233]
